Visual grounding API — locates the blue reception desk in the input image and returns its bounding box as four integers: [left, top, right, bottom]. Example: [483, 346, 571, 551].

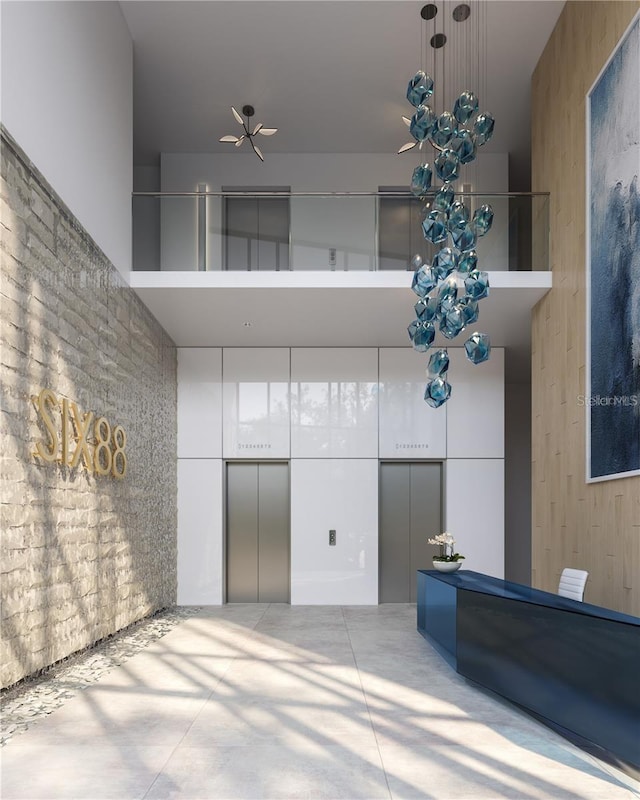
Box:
[417, 569, 640, 775]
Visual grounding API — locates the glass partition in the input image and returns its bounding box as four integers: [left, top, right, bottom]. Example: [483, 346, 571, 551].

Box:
[132, 191, 549, 272]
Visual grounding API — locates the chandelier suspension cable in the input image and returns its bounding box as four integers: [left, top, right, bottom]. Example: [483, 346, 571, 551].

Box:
[474, 1, 479, 194]
[420, 7, 427, 169]
[441, 5, 444, 114]
[484, 1, 489, 112]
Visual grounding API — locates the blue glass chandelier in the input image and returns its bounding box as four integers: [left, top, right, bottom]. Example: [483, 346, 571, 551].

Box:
[400, 3, 495, 408]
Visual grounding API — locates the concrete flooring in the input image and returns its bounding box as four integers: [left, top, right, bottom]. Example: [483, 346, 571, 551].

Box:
[1, 604, 638, 800]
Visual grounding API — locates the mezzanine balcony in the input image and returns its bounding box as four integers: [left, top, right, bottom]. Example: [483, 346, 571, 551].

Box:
[129, 191, 551, 381]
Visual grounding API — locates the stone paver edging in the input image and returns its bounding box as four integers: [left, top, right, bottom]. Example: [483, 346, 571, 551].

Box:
[0, 606, 200, 746]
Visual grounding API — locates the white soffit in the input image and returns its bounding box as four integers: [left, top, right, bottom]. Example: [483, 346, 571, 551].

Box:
[131, 270, 551, 353]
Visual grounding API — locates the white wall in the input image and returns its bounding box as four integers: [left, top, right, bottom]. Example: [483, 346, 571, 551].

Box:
[161, 152, 508, 194]
[291, 459, 379, 605]
[177, 349, 223, 603]
[159, 152, 509, 271]
[177, 459, 223, 605]
[177, 348, 222, 458]
[176, 345, 505, 603]
[222, 348, 290, 458]
[290, 348, 378, 458]
[447, 348, 505, 458]
[1, 1, 133, 277]
[446, 459, 505, 578]
[379, 347, 447, 459]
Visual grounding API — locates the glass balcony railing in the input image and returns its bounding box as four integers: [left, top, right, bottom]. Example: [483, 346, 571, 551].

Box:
[132, 191, 549, 272]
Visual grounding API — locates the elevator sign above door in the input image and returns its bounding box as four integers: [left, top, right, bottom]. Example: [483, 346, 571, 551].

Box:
[31, 388, 127, 478]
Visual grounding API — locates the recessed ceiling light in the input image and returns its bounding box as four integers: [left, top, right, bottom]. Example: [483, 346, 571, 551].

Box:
[421, 4, 438, 21]
[453, 4, 471, 22]
[243, 322, 252, 327]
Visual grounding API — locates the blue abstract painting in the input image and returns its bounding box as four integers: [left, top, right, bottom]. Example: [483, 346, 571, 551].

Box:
[587, 11, 640, 482]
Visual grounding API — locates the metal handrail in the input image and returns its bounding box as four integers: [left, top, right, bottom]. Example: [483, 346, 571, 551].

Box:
[132, 191, 550, 198]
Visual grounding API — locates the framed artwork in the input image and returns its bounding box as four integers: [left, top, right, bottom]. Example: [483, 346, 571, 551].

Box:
[586, 10, 640, 483]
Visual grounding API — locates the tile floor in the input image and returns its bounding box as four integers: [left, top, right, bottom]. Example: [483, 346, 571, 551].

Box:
[2, 604, 638, 800]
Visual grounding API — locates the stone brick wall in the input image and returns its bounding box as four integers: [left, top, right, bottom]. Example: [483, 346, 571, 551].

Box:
[0, 128, 178, 688]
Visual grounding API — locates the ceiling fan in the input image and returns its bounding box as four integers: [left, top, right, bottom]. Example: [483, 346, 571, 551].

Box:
[219, 104, 277, 161]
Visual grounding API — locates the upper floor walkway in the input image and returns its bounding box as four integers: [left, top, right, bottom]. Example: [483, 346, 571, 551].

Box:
[129, 191, 552, 381]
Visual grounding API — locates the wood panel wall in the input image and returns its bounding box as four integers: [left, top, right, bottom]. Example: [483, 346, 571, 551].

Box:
[531, 1, 640, 616]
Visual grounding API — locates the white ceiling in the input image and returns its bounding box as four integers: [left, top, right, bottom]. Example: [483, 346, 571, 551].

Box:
[124, 1, 560, 381]
[121, 0, 565, 191]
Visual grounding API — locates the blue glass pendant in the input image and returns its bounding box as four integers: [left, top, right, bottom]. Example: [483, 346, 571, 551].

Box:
[437, 277, 458, 313]
[427, 348, 449, 377]
[458, 296, 479, 325]
[465, 269, 490, 300]
[411, 163, 433, 197]
[449, 129, 477, 165]
[457, 250, 478, 274]
[411, 321, 436, 352]
[432, 247, 458, 280]
[414, 294, 438, 322]
[424, 377, 452, 408]
[473, 204, 494, 236]
[447, 201, 469, 232]
[432, 184, 455, 213]
[410, 105, 437, 142]
[453, 90, 479, 124]
[452, 224, 477, 253]
[422, 210, 448, 244]
[411, 263, 437, 297]
[473, 112, 495, 145]
[440, 306, 466, 339]
[406, 70, 434, 107]
[434, 149, 460, 182]
[464, 332, 491, 364]
[430, 111, 457, 148]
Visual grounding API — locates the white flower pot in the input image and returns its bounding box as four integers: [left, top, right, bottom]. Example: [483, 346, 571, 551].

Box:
[432, 560, 462, 573]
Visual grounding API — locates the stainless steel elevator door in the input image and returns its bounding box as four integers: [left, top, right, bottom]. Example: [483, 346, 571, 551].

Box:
[223, 191, 290, 271]
[226, 463, 290, 603]
[379, 462, 442, 603]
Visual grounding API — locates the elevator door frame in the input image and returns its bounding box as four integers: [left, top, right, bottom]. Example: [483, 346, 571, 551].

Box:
[224, 460, 291, 604]
[378, 460, 445, 603]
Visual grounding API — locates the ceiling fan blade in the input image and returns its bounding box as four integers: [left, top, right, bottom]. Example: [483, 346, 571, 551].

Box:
[231, 106, 243, 125]
[397, 141, 418, 154]
[219, 135, 239, 143]
[402, 116, 411, 127]
[234, 135, 245, 147]
[253, 145, 265, 161]
[258, 128, 277, 136]
[252, 123, 263, 135]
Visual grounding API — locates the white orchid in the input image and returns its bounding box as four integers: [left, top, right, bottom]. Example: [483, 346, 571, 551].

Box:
[428, 531, 465, 562]
[428, 531, 455, 546]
